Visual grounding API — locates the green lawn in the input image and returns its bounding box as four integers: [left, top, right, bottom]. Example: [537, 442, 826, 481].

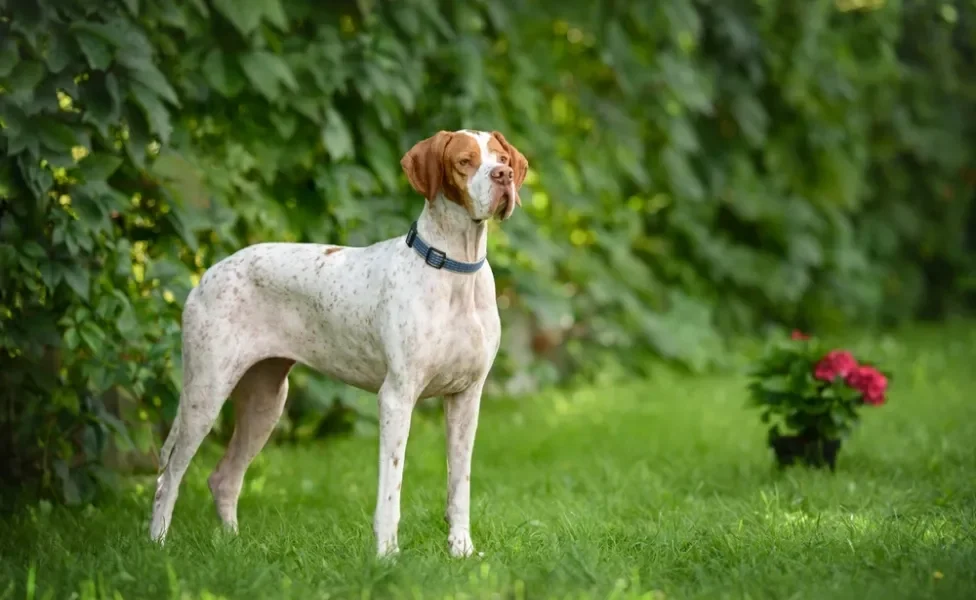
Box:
[3, 324, 975, 599]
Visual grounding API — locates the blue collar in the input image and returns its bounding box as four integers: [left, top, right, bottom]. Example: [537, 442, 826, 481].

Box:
[405, 221, 486, 274]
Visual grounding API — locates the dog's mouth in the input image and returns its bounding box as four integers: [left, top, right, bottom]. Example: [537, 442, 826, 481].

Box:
[493, 190, 513, 220]
[475, 190, 513, 224]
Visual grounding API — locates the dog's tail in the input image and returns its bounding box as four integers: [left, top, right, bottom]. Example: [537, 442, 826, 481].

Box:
[158, 408, 181, 472]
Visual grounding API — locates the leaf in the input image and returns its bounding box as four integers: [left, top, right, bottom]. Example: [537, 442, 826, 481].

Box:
[732, 93, 768, 146]
[78, 154, 123, 181]
[97, 407, 135, 450]
[322, 108, 355, 161]
[37, 120, 80, 152]
[0, 161, 16, 197]
[202, 49, 244, 97]
[615, 144, 651, 188]
[212, 0, 265, 35]
[668, 117, 699, 153]
[79, 322, 105, 354]
[83, 73, 123, 137]
[238, 51, 298, 101]
[238, 54, 279, 100]
[270, 111, 297, 139]
[18, 155, 53, 196]
[662, 0, 702, 41]
[129, 81, 172, 144]
[64, 266, 91, 301]
[290, 96, 321, 123]
[261, 0, 288, 30]
[758, 375, 792, 394]
[10, 1, 45, 46]
[359, 117, 398, 189]
[44, 31, 74, 73]
[395, 5, 421, 35]
[95, 294, 116, 320]
[788, 233, 824, 267]
[0, 102, 30, 152]
[71, 21, 126, 51]
[124, 104, 151, 168]
[116, 301, 139, 337]
[75, 31, 114, 70]
[661, 147, 704, 202]
[22, 241, 46, 259]
[4, 60, 45, 93]
[188, 0, 210, 17]
[159, 186, 200, 252]
[658, 52, 713, 114]
[72, 18, 153, 62]
[64, 327, 80, 350]
[121, 0, 140, 17]
[0, 39, 18, 77]
[259, 52, 298, 91]
[120, 55, 180, 106]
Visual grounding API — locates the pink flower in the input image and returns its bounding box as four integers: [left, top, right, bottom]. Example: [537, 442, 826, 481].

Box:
[813, 350, 858, 382]
[846, 365, 888, 406]
[791, 330, 810, 341]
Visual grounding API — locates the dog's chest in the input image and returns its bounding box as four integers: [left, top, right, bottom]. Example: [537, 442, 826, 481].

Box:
[420, 306, 499, 397]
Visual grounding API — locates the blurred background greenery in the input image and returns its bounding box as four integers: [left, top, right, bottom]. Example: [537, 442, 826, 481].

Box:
[1, 0, 974, 505]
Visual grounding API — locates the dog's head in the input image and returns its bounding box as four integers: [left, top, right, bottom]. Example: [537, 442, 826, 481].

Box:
[400, 130, 529, 222]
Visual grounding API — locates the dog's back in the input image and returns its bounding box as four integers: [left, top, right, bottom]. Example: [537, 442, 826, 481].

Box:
[187, 241, 395, 391]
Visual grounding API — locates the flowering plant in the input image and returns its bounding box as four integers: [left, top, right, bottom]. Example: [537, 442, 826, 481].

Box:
[747, 330, 891, 469]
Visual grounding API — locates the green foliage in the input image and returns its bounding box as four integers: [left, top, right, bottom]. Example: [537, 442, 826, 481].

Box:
[1, 0, 188, 503]
[1, 0, 975, 503]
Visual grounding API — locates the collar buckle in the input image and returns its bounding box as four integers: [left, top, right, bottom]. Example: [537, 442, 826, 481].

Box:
[424, 246, 447, 269]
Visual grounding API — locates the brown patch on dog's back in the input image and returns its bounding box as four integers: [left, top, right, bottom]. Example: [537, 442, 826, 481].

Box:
[324, 247, 343, 255]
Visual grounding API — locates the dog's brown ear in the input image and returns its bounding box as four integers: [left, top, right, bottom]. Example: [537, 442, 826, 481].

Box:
[491, 131, 528, 205]
[401, 131, 453, 201]
[490, 132, 528, 189]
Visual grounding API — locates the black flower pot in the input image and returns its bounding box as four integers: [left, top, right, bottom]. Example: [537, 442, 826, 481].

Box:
[769, 431, 841, 471]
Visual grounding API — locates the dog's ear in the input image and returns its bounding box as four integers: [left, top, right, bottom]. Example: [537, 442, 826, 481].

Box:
[401, 131, 454, 201]
[491, 131, 528, 205]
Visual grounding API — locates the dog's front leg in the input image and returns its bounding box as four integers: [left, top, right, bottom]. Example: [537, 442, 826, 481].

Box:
[444, 381, 485, 558]
[373, 378, 417, 557]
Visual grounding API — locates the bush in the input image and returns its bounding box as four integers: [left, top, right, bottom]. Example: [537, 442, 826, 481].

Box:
[1, 0, 974, 503]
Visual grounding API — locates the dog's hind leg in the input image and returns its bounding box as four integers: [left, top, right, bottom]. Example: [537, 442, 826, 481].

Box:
[149, 300, 249, 544]
[208, 357, 294, 532]
[150, 378, 235, 543]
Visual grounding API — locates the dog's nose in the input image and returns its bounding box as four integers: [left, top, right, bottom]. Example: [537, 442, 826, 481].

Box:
[490, 165, 513, 184]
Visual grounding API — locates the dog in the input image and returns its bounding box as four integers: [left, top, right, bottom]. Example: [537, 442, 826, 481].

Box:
[149, 130, 528, 557]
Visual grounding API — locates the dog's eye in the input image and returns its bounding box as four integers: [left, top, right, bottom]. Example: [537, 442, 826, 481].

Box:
[458, 158, 469, 167]
[499, 155, 509, 165]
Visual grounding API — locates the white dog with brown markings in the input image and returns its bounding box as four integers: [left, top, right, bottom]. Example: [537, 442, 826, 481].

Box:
[149, 130, 528, 557]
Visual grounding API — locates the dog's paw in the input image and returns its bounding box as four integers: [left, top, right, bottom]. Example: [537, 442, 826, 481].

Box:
[148, 519, 168, 546]
[447, 531, 475, 558]
[376, 538, 400, 559]
[221, 520, 240, 535]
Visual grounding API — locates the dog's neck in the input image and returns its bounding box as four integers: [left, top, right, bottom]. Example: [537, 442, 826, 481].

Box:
[415, 195, 488, 264]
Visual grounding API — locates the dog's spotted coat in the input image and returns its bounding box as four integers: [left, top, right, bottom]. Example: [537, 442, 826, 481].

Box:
[149, 130, 528, 557]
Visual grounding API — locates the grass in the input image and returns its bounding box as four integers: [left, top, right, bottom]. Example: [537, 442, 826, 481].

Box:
[2, 324, 976, 600]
